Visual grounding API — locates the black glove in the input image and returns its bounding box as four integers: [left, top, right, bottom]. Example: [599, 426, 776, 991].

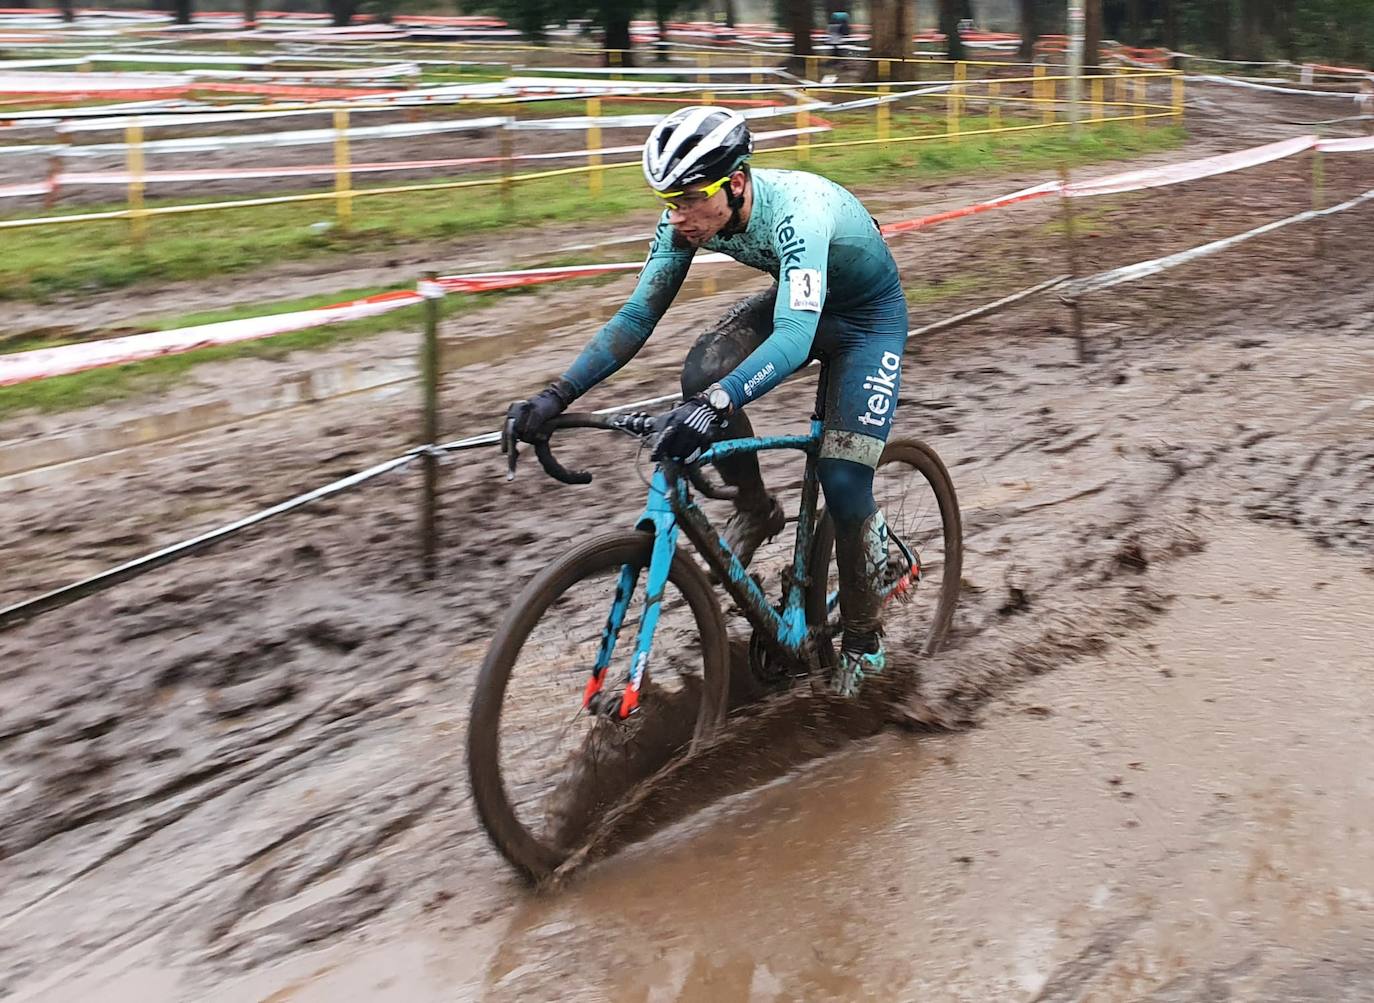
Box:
[652, 394, 727, 464]
[502, 380, 575, 454]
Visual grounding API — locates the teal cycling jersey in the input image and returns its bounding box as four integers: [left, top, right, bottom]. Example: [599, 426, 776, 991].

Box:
[560, 168, 903, 408]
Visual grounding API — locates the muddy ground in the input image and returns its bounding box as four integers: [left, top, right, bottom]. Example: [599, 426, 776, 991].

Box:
[0, 86, 1372, 999]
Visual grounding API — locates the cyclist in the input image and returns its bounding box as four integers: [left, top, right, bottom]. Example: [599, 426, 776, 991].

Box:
[503, 106, 908, 696]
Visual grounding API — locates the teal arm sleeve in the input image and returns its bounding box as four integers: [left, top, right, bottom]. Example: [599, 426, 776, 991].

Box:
[716, 212, 834, 407]
[560, 218, 694, 397]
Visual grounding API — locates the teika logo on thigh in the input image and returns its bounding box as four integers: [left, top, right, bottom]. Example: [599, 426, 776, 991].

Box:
[857, 351, 901, 428]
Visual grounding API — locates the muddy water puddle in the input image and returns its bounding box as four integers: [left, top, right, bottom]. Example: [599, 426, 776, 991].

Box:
[178, 521, 1374, 1002]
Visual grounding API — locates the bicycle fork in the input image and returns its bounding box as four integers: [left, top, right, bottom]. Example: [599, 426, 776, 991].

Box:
[582, 469, 679, 720]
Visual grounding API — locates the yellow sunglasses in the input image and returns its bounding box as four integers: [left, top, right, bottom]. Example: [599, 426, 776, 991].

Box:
[654, 173, 733, 211]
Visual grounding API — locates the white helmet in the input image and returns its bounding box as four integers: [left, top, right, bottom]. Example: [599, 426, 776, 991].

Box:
[641, 106, 753, 193]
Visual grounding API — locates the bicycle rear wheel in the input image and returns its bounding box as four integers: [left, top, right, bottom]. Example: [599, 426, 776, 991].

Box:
[468, 530, 730, 882]
[808, 438, 963, 660]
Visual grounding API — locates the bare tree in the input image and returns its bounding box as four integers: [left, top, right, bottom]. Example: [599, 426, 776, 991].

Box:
[1018, 0, 1039, 60]
[790, 0, 814, 57]
[1162, 0, 1180, 65]
[1084, 0, 1104, 71]
[869, 0, 914, 75]
[940, 0, 965, 60]
[328, 0, 357, 27]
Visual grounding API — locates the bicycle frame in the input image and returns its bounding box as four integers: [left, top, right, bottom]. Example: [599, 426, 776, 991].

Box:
[581, 420, 825, 721]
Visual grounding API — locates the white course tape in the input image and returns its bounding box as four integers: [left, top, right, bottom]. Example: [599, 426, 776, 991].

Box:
[1064, 186, 1374, 299]
[45, 115, 513, 157]
[186, 63, 420, 82]
[1063, 135, 1317, 198]
[511, 99, 825, 131]
[0, 70, 187, 93]
[1316, 134, 1374, 153]
[43, 124, 828, 188]
[0, 294, 416, 388]
[0, 181, 47, 199]
[1190, 74, 1364, 101]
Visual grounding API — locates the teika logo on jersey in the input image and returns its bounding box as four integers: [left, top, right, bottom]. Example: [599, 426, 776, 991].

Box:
[857, 352, 901, 428]
[775, 215, 806, 274]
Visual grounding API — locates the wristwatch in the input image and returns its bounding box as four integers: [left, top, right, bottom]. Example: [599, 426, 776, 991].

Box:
[705, 382, 732, 414]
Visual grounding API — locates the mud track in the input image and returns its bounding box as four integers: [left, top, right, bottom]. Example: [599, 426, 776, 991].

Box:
[0, 87, 1371, 998]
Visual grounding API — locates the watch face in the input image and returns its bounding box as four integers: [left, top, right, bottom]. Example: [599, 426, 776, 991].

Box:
[708, 387, 730, 411]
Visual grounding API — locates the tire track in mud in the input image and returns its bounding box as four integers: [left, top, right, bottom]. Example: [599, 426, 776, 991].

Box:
[0, 127, 1371, 992]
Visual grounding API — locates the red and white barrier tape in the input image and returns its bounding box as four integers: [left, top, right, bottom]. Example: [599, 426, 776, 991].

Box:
[0, 124, 827, 193]
[1060, 135, 1316, 198]
[1064, 186, 1374, 299]
[0, 264, 650, 387]
[3, 133, 1372, 386]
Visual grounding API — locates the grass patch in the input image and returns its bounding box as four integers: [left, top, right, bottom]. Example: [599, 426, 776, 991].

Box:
[2, 116, 1185, 303]
[904, 273, 986, 306]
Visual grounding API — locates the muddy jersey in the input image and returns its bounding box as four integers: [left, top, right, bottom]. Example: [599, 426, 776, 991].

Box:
[559, 168, 905, 408]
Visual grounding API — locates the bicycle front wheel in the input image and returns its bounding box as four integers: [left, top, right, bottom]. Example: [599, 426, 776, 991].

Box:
[468, 530, 730, 883]
[808, 438, 963, 660]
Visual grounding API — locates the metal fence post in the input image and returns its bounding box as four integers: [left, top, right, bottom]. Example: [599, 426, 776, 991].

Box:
[419, 271, 443, 578]
[125, 120, 146, 249]
[333, 108, 352, 229]
[1058, 165, 1088, 363]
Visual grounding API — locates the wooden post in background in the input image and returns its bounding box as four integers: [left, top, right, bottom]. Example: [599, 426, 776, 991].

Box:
[125, 121, 147, 248]
[1312, 146, 1326, 258]
[587, 97, 602, 195]
[1058, 165, 1088, 363]
[419, 271, 443, 579]
[877, 59, 890, 145]
[333, 109, 352, 229]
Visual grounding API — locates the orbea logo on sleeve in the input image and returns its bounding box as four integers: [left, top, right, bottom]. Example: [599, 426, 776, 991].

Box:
[743, 362, 776, 398]
[857, 352, 901, 428]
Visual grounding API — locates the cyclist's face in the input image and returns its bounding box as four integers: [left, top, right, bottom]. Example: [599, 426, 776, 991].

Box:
[665, 173, 743, 245]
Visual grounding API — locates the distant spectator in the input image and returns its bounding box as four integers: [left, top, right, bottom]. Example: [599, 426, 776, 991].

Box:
[827, 10, 851, 51]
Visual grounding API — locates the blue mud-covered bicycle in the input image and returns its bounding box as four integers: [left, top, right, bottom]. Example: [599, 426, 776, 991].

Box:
[468, 369, 962, 882]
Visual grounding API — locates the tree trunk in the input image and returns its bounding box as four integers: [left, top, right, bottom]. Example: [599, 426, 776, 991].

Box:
[939, 0, 964, 59]
[869, 0, 914, 77]
[1238, 0, 1264, 60]
[1269, 0, 1291, 62]
[58, 0, 74, 21]
[328, 0, 357, 27]
[1162, 0, 1179, 65]
[242, 0, 257, 29]
[1084, 0, 1104, 72]
[655, 0, 670, 62]
[173, 0, 192, 26]
[1214, 0, 1232, 61]
[724, 0, 736, 28]
[1125, 0, 1140, 45]
[790, 0, 814, 57]
[1018, 0, 1038, 60]
[602, 2, 635, 66]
